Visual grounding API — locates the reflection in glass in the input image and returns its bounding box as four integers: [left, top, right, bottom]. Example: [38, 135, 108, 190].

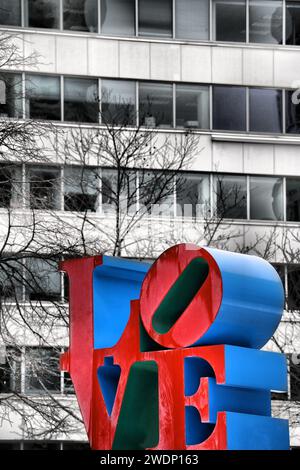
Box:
[250, 176, 283, 220]
[64, 77, 98, 123]
[213, 0, 246, 42]
[25, 0, 60, 29]
[26, 259, 61, 302]
[286, 90, 300, 134]
[0, 348, 21, 393]
[176, 173, 210, 218]
[286, 178, 300, 222]
[175, 0, 209, 40]
[139, 171, 174, 215]
[249, 88, 282, 133]
[101, 169, 137, 214]
[288, 265, 300, 312]
[28, 166, 61, 210]
[0, 0, 21, 26]
[25, 348, 60, 393]
[139, 0, 172, 38]
[213, 86, 246, 131]
[101, 0, 135, 36]
[64, 166, 98, 212]
[286, 1, 300, 45]
[0, 164, 22, 209]
[216, 175, 247, 219]
[0, 258, 23, 301]
[0, 73, 23, 118]
[26, 75, 61, 121]
[102, 79, 136, 125]
[63, 0, 98, 32]
[139, 82, 173, 128]
[176, 85, 209, 129]
[249, 0, 282, 44]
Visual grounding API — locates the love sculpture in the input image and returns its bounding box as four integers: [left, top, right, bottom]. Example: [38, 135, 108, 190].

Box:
[60, 244, 289, 450]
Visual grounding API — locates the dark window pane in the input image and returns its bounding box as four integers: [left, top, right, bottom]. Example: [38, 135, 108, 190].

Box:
[176, 173, 210, 218]
[175, 0, 209, 40]
[250, 177, 283, 221]
[287, 178, 300, 222]
[139, 82, 173, 128]
[28, 166, 61, 210]
[63, 0, 98, 32]
[25, 348, 61, 394]
[216, 175, 247, 219]
[0, 0, 21, 26]
[0, 347, 21, 393]
[288, 265, 300, 311]
[286, 1, 300, 45]
[0, 258, 24, 301]
[101, 79, 136, 125]
[0, 73, 23, 118]
[176, 84, 209, 129]
[63, 372, 75, 394]
[290, 355, 300, 400]
[249, 88, 282, 133]
[25, 258, 61, 302]
[138, 171, 174, 215]
[0, 442, 21, 449]
[26, 75, 61, 121]
[64, 77, 98, 123]
[213, 0, 246, 42]
[286, 89, 300, 134]
[249, 0, 282, 44]
[25, 0, 60, 29]
[64, 166, 98, 212]
[0, 164, 22, 209]
[101, 0, 135, 35]
[213, 86, 246, 131]
[139, 0, 172, 38]
[101, 169, 137, 214]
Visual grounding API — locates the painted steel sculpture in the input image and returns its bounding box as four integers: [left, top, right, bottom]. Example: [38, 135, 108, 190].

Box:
[60, 244, 290, 450]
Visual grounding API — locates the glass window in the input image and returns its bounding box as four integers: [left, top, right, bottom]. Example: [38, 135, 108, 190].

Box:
[290, 355, 300, 400]
[249, 88, 282, 133]
[249, 0, 282, 44]
[213, 0, 246, 42]
[0, 258, 24, 301]
[176, 84, 209, 129]
[101, 79, 136, 125]
[64, 77, 98, 123]
[139, 171, 174, 215]
[101, 0, 135, 35]
[0, 73, 23, 119]
[286, 89, 300, 134]
[0, 0, 21, 26]
[250, 176, 283, 220]
[101, 169, 137, 214]
[63, 0, 98, 32]
[26, 75, 61, 121]
[0, 348, 21, 393]
[0, 164, 22, 209]
[64, 166, 98, 212]
[175, 0, 209, 40]
[288, 265, 300, 311]
[63, 372, 75, 394]
[213, 86, 246, 131]
[28, 166, 61, 211]
[25, 258, 61, 302]
[176, 173, 210, 218]
[25, 348, 61, 394]
[287, 178, 300, 222]
[216, 175, 247, 219]
[24, 0, 60, 29]
[139, 82, 173, 128]
[286, 1, 300, 45]
[139, 0, 172, 38]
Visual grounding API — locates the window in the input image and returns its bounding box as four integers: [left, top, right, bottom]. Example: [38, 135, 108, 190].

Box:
[175, 0, 209, 40]
[101, 79, 136, 125]
[213, 0, 246, 42]
[0, 0, 21, 26]
[216, 175, 247, 219]
[28, 166, 61, 210]
[176, 84, 209, 129]
[63, 372, 75, 395]
[139, 0, 172, 38]
[63, 0, 98, 32]
[0, 164, 22, 209]
[25, 348, 60, 394]
[286, 1, 300, 45]
[286, 89, 300, 134]
[249, 0, 282, 44]
[249, 88, 282, 133]
[288, 265, 300, 311]
[176, 173, 210, 218]
[0, 347, 21, 393]
[26, 75, 61, 121]
[101, 169, 137, 214]
[64, 77, 98, 123]
[290, 355, 300, 400]
[0, 257, 24, 301]
[139, 171, 174, 215]
[250, 176, 283, 220]
[213, 86, 246, 131]
[24, 0, 60, 29]
[0, 73, 23, 118]
[139, 82, 173, 128]
[101, 0, 135, 36]
[64, 166, 98, 212]
[25, 258, 61, 302]
[287, 178, 300, 222]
